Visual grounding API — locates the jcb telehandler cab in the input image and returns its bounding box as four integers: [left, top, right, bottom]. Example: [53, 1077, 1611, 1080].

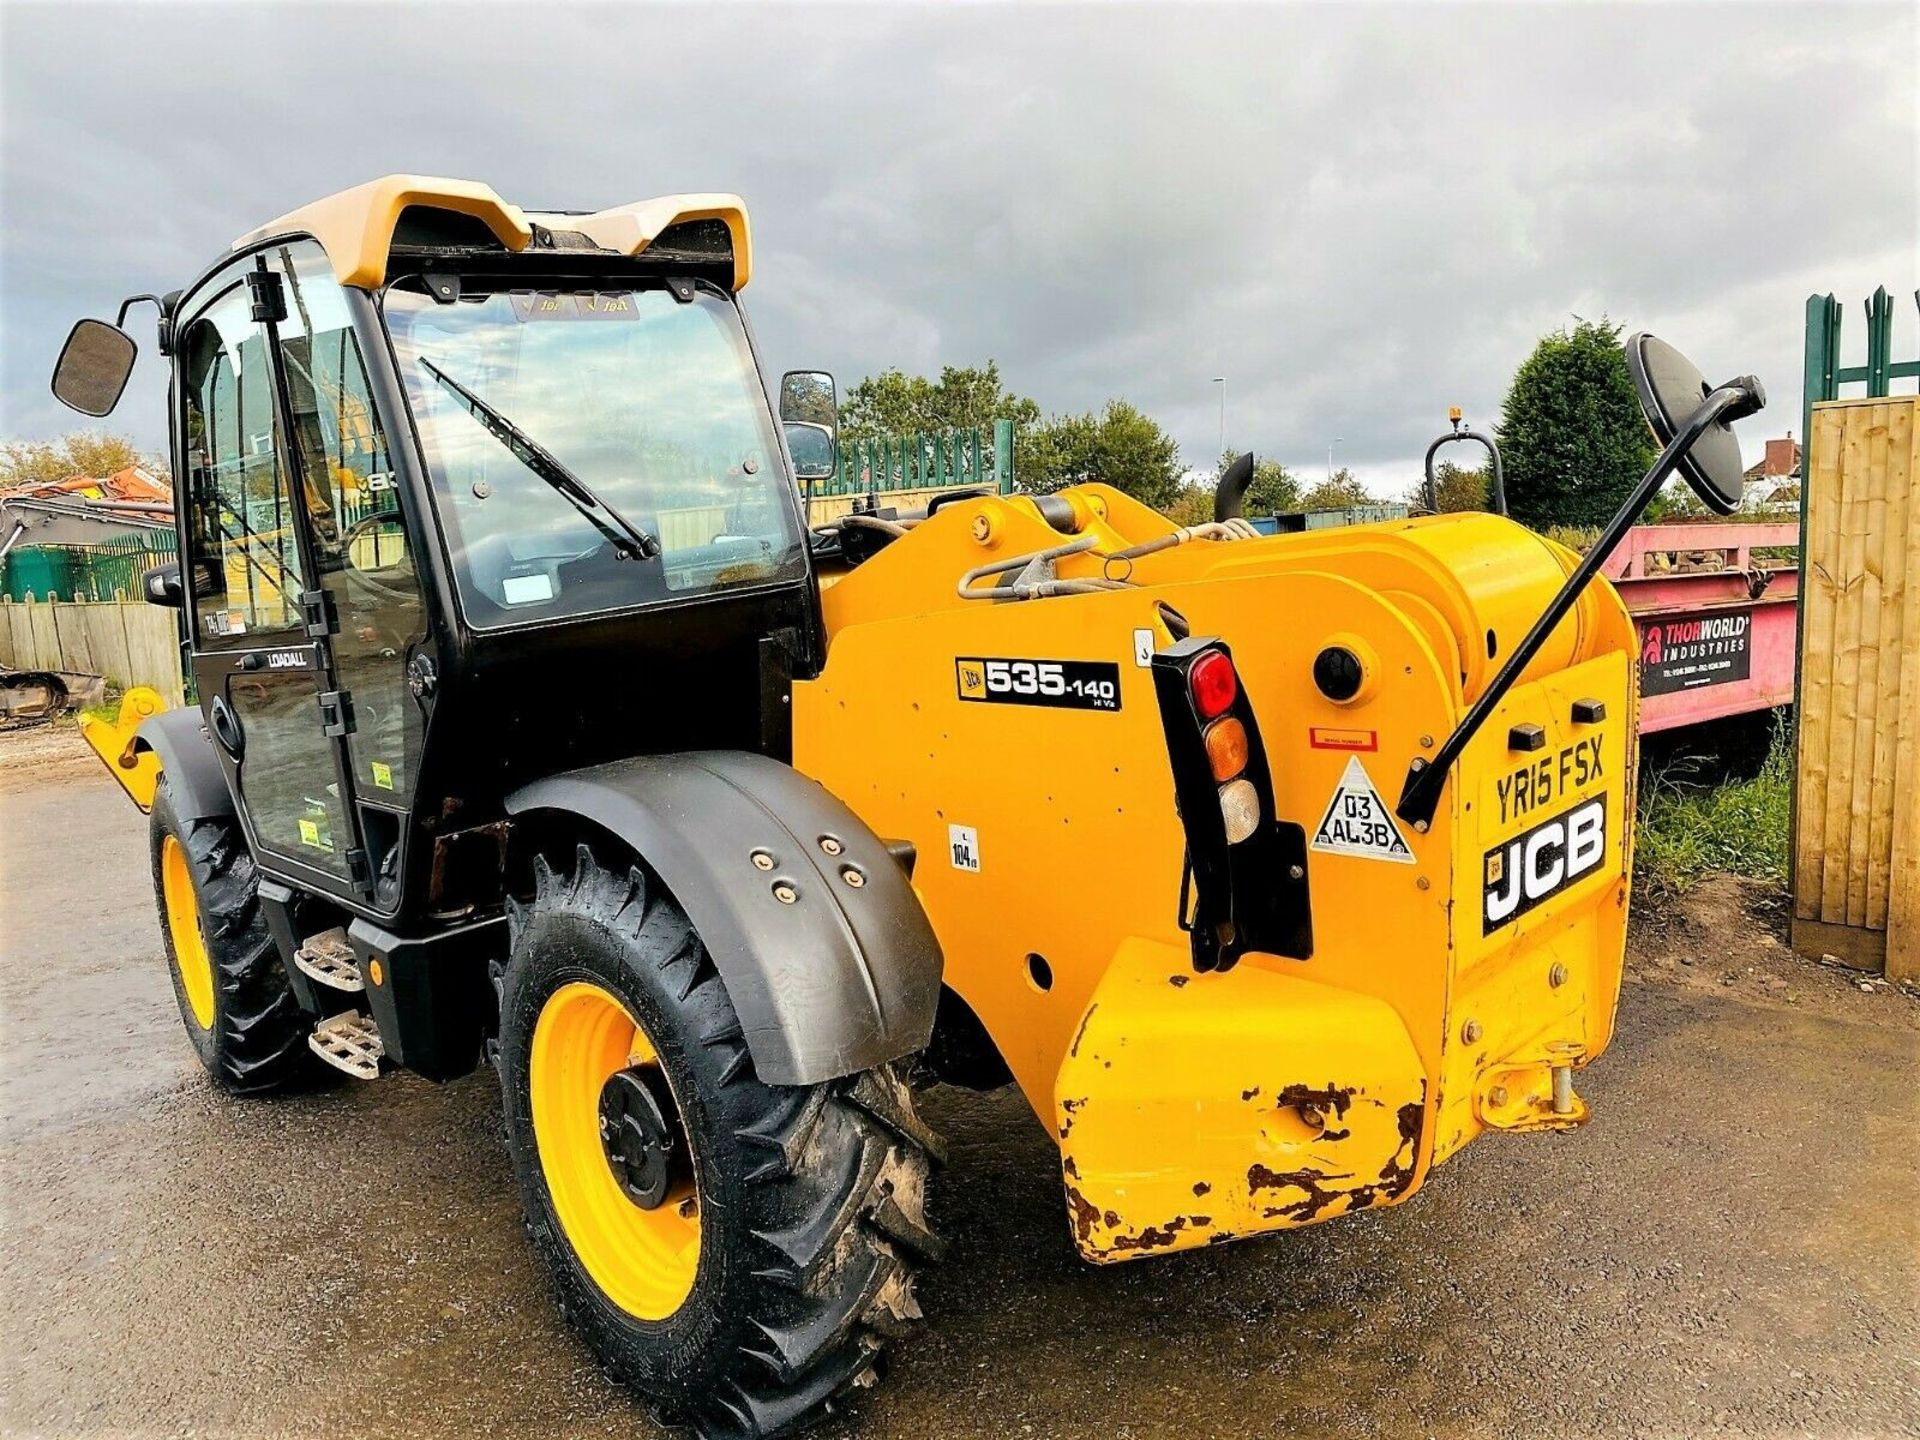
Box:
[54, 176, 1762, 1439]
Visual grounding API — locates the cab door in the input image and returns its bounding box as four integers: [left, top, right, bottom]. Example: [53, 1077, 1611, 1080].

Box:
[176, 255, 367, 897]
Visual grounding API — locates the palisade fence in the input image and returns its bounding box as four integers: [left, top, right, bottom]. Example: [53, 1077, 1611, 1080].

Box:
[806, 420, 1015, 523]
[0, 594, 185, 705]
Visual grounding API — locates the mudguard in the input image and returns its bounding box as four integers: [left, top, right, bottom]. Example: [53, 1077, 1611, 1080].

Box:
[141, 707, 234, 820]
[505, 751, 943, 1086]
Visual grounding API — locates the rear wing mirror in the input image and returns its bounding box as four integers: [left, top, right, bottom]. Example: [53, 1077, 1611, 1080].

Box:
[51, 318, 137, 417]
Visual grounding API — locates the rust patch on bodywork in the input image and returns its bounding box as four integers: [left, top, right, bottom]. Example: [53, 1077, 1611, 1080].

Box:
[1064, 1181, 1102, 1246]
[1105, 1215, 1189, 1254]
[1168, 974, 1190, 988]
[1248, 1164, 1356, 1223]
[1192, 1180, 1211, 1196]
[1272, 1081, 1356, 1120]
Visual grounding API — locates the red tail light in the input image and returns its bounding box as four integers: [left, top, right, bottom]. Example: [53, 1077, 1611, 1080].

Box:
[1189, 650, 1238, 719]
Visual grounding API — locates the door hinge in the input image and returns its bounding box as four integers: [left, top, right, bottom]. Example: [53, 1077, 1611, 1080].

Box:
[346, 847, 373, 893]
[318, 689, 356, 739]
[299, 588, 338, 639]
[246, 268, 287, 324]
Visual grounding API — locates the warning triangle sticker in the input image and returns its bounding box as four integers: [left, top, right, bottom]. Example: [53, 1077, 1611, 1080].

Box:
[1310, 755, 1416, 864]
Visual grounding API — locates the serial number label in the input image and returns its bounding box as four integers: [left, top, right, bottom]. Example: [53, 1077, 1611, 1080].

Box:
[955, 657, 1121, 711]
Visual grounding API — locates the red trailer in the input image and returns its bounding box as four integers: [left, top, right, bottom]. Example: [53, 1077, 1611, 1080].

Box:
[1601, 521, 1799, 732]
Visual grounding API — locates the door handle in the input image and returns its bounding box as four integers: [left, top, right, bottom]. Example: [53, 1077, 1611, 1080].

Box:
[209, 694, 244, 760]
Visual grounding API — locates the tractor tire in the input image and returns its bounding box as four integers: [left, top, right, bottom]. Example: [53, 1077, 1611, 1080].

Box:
[497, 842, 943, 1440]
[149, 779, 319, 1093]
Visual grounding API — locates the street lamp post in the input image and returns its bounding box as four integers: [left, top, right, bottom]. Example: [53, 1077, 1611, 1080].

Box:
[1327, 436, 1343, 482]
[1212, 377, 1227, 458]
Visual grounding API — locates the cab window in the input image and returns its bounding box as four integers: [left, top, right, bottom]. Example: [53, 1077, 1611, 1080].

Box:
[179, 284, 305, 643]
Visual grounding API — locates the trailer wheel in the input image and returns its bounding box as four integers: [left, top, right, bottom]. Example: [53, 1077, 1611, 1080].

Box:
[149, 780, 319, 1093]
[498, 842, 942, 1439]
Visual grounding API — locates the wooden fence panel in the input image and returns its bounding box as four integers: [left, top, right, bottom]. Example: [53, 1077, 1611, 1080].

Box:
[1793, 395, 1920, 978]
[0, 596, 184, 705]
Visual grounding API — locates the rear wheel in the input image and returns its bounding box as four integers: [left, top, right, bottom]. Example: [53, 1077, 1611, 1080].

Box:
[498, 842, 943, 1439]
[149, 780, 319, 1093]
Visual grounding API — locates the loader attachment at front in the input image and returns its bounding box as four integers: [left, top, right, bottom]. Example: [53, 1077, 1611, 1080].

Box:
[79, 684, 167, 811]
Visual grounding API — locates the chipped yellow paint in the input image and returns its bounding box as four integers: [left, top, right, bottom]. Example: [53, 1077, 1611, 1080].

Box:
[793, 485, 1636, 1259]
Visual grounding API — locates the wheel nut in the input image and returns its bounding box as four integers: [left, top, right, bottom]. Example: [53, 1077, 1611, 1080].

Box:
[1461, 1018, 1483, 1044]
[772, 882, 798, 904]
[750, 849, 775, 871]
[842, 867, 865, 888]
[819, 836, 843, 856]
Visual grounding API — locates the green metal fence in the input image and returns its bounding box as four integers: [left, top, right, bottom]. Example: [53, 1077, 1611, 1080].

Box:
[1802, 287, 1920, 461]
[816, 418, 1016, 499]
[1, 530, 178, 602]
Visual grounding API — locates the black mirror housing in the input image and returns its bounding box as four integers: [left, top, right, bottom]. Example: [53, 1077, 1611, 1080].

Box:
[1625, 332, 1753, 515]
[51, 318, 138, 417]
[141, 561, 184, 610]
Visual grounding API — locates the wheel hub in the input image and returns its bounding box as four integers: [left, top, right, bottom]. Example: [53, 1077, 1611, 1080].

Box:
[597, 1064, 688, 1209]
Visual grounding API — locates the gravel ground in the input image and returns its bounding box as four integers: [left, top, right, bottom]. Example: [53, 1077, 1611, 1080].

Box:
[2, 725, 1915, 1439]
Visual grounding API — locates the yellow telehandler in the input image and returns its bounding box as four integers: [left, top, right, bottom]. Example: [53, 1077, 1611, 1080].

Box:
[52, 176, 1762, 1437]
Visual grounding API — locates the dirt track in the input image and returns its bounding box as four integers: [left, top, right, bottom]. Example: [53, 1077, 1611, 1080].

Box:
[2, 726, 1916, 1439]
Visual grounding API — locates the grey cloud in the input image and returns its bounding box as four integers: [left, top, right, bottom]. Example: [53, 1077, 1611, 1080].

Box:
[3, 2, 1913, 495]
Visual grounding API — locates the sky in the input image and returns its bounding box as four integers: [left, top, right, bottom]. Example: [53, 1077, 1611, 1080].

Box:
[2, 1, 1915, 501]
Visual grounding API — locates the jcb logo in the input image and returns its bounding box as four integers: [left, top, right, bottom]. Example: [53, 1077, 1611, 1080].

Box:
[1482, 795, 1608, 934]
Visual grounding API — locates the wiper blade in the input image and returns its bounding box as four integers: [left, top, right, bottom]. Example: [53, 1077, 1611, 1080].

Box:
[420, 358, 661, 560]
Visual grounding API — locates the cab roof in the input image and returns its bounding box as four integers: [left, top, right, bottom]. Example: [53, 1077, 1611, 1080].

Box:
[231, 174, 752, 292]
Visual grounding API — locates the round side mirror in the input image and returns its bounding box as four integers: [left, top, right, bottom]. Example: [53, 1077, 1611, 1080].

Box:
[51, 318, 138, 418]
[1625, 332, 1746, 515]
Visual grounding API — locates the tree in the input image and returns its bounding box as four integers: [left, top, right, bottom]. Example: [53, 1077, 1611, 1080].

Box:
[1023, 401, 1184, 509]
[1161, 483, 1217, 527]
[1215, 451, 1301, 517]
[1496, 317, 1656, 529]
[1300, 467, 1371, 511]
[839, 362, 1041, 444]
[0, 431, 162, 490]
[1408, 460, 1488, 514]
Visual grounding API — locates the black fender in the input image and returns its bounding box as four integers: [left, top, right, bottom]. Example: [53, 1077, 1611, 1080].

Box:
[140, 706, 235, 822]
[505, 751, 943, 1087]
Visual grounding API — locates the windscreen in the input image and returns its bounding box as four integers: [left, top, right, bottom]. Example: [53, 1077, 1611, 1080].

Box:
[384, 281, 804, 629]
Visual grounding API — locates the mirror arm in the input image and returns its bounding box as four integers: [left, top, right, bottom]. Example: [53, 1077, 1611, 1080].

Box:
[1394, 379, 1758, 831]
[114, 293, 173, 354]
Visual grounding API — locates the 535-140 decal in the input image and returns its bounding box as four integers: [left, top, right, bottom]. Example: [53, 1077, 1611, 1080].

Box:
[956, 657, 1122, 711]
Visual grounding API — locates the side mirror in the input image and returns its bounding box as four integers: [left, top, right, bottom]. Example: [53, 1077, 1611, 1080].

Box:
[779, 370, 838, 439]
[1625, 332, 1747, 515]
[784, 420, 837, 484]
[141, 561, 185, 609]
[51, 318, 138, 417]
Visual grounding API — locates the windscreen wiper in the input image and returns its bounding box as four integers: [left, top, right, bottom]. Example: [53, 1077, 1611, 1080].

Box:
[419, 359, 661, 560]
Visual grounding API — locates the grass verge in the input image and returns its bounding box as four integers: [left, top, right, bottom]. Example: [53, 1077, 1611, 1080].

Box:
[1635, 714, 1792, 896]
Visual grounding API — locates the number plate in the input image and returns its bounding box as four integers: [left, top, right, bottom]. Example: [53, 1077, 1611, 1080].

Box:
[955, 656, 1122, 711]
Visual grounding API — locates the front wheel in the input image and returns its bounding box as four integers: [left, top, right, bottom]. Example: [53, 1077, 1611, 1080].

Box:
[497, 843, 943, 1439]
[149, 780, 320, 1093]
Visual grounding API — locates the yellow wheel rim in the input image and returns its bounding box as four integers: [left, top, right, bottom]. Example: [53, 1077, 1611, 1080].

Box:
[160, 834, 216, 1031]
[531, 981, 701, 1320]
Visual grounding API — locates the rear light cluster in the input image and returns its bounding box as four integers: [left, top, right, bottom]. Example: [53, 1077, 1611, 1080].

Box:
[1190, 656, 1260, 843]
[1149, 635, 1314, 971]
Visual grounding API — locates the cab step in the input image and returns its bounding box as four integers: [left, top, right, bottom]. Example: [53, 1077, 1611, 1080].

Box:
[308, 1010, 385, 1081]
[292, 927, 363, 992]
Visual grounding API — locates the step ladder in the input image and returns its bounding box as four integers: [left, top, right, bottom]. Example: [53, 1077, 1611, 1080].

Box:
[309, 1010, 385, 1081]
[292, 927, 363, 992]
